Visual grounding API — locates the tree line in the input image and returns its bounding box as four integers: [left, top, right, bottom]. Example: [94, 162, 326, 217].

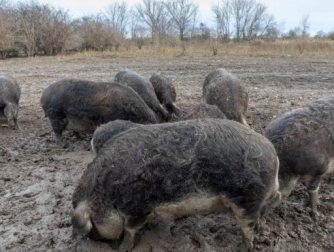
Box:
[1, 0, 334, 59]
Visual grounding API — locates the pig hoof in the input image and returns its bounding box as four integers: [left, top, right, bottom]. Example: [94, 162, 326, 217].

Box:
[73, 131, 83, 140]
[62, 141, 69, 148]
[56, 139, 69, 148]
[310, 210, 319, 222]
[254, 220, 261, 232]
[118, 243, 133, 252]
[238, 242, 252, 252]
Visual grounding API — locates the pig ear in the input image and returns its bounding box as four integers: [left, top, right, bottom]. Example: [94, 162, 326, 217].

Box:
[4, 103, 18, 120]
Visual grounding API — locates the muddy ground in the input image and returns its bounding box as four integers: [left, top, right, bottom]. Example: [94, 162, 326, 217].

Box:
[1, 54, 334, 252]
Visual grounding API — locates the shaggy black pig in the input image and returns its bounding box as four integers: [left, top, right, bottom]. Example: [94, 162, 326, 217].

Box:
[91, 120, 139, 154]
[0, 74, 21, 129]
[149, 73, 180, 117]
[203, 68, 248, 125]
[265, 96, 334, 214]
[40, 78, 158, 142]
[183, 103, 226, 120]
[72, 118, 281, 252]
[115, 70, 170, 121]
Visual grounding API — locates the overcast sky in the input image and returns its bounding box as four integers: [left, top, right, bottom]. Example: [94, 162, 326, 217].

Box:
[18, 0, 334, 35]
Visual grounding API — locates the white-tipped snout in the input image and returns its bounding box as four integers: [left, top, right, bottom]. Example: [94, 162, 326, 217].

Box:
[72, 201, 93, 236]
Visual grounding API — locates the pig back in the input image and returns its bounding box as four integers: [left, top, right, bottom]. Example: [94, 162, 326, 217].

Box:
[75, 119, 279, 220]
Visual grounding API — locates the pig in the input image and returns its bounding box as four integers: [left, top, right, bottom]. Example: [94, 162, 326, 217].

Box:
[72, 118, 281, 252]
[265, 96, 334, 215]
[149, 73, 180, 117]
[203, 68, 248, 126]
[183, 103, 227, 120]
[91, 120, 139, 154]
[40, 78, 158, 142]
[0, 74, 21, 130]
[115, 70, 170, 122]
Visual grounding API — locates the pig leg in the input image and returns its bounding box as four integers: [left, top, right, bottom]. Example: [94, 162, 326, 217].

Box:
[232, 209, 257, 252]
[278, 177, 299, 203]
[13, 105, 19, 130]
[73, 131, 83, 140]
[171, 103, 180, 116]
[118, 213, 152, 252]
[307, 176, 321, 216]
[4, 103, 19, 130]
[240, 115, 249, 127]
[94, 210, 124, 240]
[165, 102, 180, 118]
[118, 227, 138, 252]
[13, 116, 19, 130]
[47, 111, 68, 142]
[239, 220, 256, 252]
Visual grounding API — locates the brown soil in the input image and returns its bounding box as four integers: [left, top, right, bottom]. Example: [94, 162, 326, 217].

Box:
[1, 55, 334, 252]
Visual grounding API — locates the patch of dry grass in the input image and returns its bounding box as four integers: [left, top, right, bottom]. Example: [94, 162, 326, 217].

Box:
[56, 39, 334, 60]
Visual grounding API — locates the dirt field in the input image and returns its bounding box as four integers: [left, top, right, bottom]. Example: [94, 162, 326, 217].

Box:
[1, 54, 334, 252]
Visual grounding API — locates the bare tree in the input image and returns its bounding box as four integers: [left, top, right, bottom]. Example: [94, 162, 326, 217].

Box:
[242, 2, 266, 39]
[198, 22, 211, 40]
[283, 15, 310, 40]
[38, 7, 72, 55]
[104, 2, 130, 38]
[129, 9, 140, 39]
[314, 30, 325, 39]
[156, 6, 174, 41]
[165, 0, 198, 41]
[300, 14, 310, 38]
[262, 25, 280, 40]
[0, 1, 16, 58]
[326, 30, 334, 40]
[214, 0, 275, 41]
[297, 14, 310, 54]
[128, 8, 148, 49]
[135, 0, 169, 45]
[283, 27, 301, 39]
[14, 1, 71, 56]
[212, 0, 231, 40]
[255, 13, 276, 38]
[133, 25, 148, 49]
[230, 0, 259, 40]
[15, 1, 41, 56]
[76, 14, 118, 51]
